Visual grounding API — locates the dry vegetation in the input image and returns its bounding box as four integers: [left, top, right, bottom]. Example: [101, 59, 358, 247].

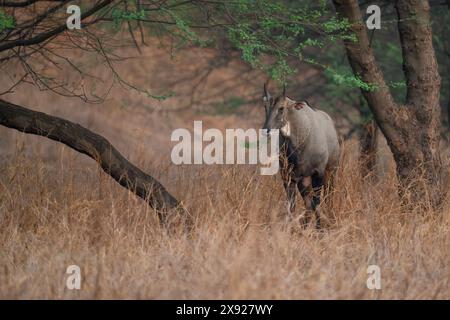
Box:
[0, 44, 449, 300]
[1, 130, 449, 299]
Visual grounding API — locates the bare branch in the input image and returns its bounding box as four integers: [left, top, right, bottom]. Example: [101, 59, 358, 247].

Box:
[0, 0, 114, 53]
[0, 99, 185, 220]
[0, 0, 64, 7]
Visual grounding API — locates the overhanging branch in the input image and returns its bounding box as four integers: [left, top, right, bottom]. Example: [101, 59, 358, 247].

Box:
[0, 99, 183, 218]
[0, 0, 114, 53]
[332, 0, 404, 151]
[0, 0, 77, 7]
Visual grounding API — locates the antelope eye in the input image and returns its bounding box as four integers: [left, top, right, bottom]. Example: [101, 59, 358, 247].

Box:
[279, 107, 285, 111]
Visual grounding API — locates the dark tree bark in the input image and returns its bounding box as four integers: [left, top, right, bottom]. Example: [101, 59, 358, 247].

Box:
[447, 99, 450, 129]
[360, 120, 378, 177]
[0, 99, 184, 221]
[333, 0, 443, 205]
[0, 1, 197, 228]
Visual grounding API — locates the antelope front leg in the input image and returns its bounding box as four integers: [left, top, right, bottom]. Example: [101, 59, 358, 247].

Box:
[298, 176, 313, 227]
[311, 171, 324, 229]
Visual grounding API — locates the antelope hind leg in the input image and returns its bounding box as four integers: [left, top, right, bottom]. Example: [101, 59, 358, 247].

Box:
[298, 176, 314, 227]
[311, 171, 325, 229]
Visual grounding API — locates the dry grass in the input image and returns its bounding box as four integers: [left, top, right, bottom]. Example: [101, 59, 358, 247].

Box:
[0, 134, 448, 299]
[0, 41, 449, 300]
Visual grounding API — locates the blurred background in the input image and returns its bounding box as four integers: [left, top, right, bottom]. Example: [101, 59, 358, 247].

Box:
[0, 0, 449, 299]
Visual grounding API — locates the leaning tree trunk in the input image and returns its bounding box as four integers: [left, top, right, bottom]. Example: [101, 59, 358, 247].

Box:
[0, 99, 186, 224]
[447, 92, 450, 131]
[360, 120, 378, 178]
[333, 0, 443, 206]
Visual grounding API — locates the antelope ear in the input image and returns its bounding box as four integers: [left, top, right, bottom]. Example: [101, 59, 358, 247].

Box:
[285, 97, 297, 109]
[294, 102, 307, 110]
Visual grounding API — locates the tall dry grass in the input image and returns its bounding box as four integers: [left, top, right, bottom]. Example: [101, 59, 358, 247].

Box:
[0, 133, 449, 299]
[0, 38, 449, 299]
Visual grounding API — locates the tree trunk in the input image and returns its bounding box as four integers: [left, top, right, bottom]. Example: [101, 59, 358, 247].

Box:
[0, 99, 185, 222]
[360, 120, 378, 178]
[333, 0, 443, 205]
[447, 96, 450, 130]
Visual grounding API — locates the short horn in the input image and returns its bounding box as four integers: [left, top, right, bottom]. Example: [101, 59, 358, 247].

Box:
[282, 84, 286, 97]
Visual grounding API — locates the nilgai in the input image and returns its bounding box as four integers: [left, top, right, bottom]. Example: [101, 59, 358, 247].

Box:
[262, 83, 340, 228]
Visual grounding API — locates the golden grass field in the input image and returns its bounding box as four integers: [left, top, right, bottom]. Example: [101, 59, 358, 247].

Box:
[0, 44, 449, 299]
